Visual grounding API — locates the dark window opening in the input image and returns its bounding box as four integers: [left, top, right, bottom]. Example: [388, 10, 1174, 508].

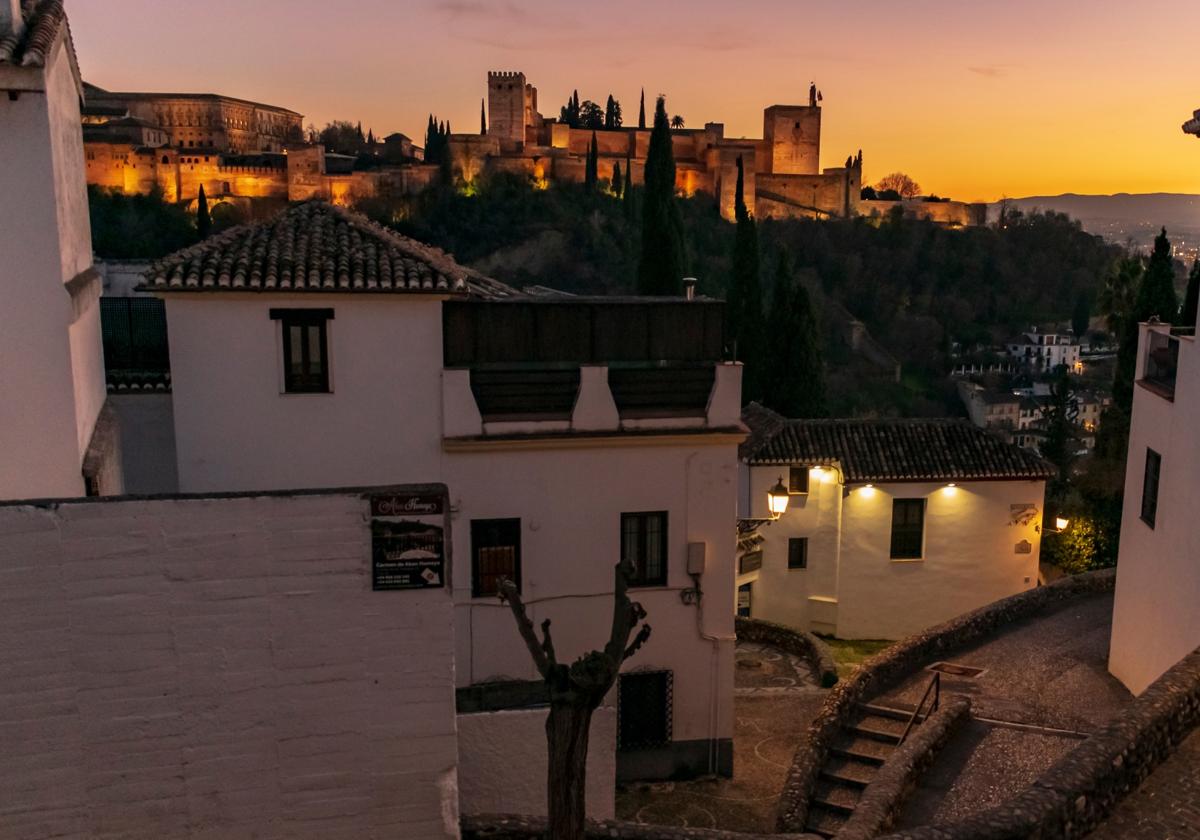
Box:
[788, 537, 808, 569]
[788, 466, 809, 494]
[737, 583, 752, 617]
[890, 499, 925, 559]
[621, 511, 668, 587]
[271, 308, 331, 393]
[471, 518, 521, 597]
[1141, 448, 1161, 528]
[618, 670, 672, 751]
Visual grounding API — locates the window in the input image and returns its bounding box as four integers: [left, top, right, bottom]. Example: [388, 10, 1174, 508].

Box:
[621, 511, 668, 587]
[890, 499, 925, 559]
[618, 671, 672, 751]
[1141, 448, 1161, 528]
[788, 537, 808, 569]
[271, 308, 331, 393]
[788, 466, 809, 495]
[471, 518, 521, 597]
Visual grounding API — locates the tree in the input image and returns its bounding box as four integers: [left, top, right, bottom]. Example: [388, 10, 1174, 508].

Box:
[1182, 260, 1200, 328]
[196, 185, 211, 239]
[604, 95, 622, 129]
[875, 172, 921, 200]
[210, 200, 246, 234]
[612, 161, 623, 197]
[637, 96, 686, 295]
[498, 562, 651, 840]
[726, 154, 764, 401]
[584, 132, 599, 190]
[1099, 256, 1142, 335]
[763, 252, 826, 417]
[579, 100, 604, 130]
[860, 186, 878, 200]
[366, 128, 376, 147]
[480, 98, 487, 135]
[1136, 227, 1179, 324]
[623, 153, 636, 216]
[560, 90, 582, 128]
[670, 114, 685, 130]
[1039, 364, 1078, 496]
[1071, 291, 1091, 338]
[638, 88, 646, 129]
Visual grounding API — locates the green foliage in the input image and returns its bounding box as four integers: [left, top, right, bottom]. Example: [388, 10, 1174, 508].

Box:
[196, 185, 211, 240]
[762, 253, 826, 417]
[637, 96, 686, 296]
[88, 185, 199, 259]
[604, 95, 622, 129]
[480, 98, 487, 135]
[560, 91, 582, 128]
[860, 186, 877, 200]
[424, 116, 451, 167]
[210, 201, 247, 234]
[585, 132, 598, 191]
[1039, 364, 1077, 495]
[611, 161, 623, 197]
[1041, 514, 1116, 575]
[318, 120, 369, 155]
[726, 155, 764, 401]
[670, 114, 685, 130]
[1183, 260, 1200, 329]
[579, 100, 604, 130]
[1071, 290, 1091, 338]
[1135, 228, 1179, 324]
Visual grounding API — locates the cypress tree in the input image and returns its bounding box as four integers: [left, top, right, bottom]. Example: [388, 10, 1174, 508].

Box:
[1182, 260, 1200, 328]
[1136, 227, 1179, 323]
[481, 98, 487, 135]
[196, 185, 211, 239]
[585, 132, 599, 190]
[638, 88, 646, 129]
[623, 153, 635, 216]
[1071, 291, 1091, 338]
[612, 161, 623, 196]
[725, 155, 764, 402]
[636, 96, 686, 296]
[763, 253, 826, 417]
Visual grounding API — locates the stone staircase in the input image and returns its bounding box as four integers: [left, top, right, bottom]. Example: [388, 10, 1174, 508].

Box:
[803, 702, 923, 838]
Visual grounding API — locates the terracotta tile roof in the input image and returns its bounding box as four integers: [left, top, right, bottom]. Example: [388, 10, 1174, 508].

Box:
[741, 403, 1055, 482]
[0, 0, 66, 68]
[141, 201, 521, 298]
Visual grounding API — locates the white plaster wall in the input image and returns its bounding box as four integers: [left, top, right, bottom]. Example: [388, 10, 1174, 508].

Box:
[0, 491, 460, 839]
[446, 442, 738, 758]
[0, 43, 90, 500]
[1110, 329, 1200, 694]
[457, 706, 616, 819]
[165, 294, 447, 492]
[68, 301, 108, 460]
[742, 466, 1043, 640]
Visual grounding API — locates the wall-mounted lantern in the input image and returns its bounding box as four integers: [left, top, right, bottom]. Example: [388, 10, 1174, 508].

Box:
[767, 476, 790, 520]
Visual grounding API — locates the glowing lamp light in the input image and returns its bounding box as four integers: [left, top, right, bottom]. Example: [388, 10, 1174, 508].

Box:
[944, 482, 959, 496]
[860, 483, 876, 498]
[1055, 517, 1070, 532]
[767, 476, 790, 520]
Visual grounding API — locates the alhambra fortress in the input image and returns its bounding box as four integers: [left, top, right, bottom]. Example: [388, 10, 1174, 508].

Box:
[83, 71, 985, 225]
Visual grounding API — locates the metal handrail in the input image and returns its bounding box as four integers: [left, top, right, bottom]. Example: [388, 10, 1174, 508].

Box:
[899, 672, 940, 744]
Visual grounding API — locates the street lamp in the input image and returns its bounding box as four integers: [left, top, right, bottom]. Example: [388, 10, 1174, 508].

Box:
[767, 476, 790, 520]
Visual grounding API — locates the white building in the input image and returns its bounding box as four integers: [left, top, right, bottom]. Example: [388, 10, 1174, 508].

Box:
[1005, 327, 1082, 374]
[0, 0, 118, 499]
[1109, 323, 1200, 695]
[142, 201, 743, 788]
[737, 405, 1054, 640]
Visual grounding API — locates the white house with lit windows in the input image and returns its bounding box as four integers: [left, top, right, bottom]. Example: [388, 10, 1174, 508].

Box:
[142, 201, 744, 806]
[1005, 327, 1082, 373]
[736, 404, 1055, 640]
[1109, 322, 1200, 695]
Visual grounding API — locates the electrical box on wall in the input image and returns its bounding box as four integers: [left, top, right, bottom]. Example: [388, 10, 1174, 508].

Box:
[687, 542, 706, 576]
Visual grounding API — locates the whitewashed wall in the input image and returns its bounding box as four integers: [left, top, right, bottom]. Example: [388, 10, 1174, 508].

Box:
[743, 467, 1044, 639]
[0, 490, 460, 839]
[1110, 326, 1200, 694]
[457, 707, 616, 819]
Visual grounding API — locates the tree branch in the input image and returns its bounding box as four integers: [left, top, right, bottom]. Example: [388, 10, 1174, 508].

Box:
[623, 623, 652, 660]
[499, 578, 553, 677]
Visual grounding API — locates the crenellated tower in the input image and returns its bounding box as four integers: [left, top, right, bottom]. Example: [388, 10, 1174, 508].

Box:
[486, 71, 537, 152]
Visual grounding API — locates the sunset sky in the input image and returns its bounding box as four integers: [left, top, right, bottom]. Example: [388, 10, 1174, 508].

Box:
[71, 0, 1200, 202]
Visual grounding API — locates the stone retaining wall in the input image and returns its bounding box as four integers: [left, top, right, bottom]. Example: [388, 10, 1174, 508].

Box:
[776, 569, 1116, 832]
[461, 814, 820, 839]
[838, 698, 972, 840]
[874, 644, 1200, 840]
[735, 617, 839, 688]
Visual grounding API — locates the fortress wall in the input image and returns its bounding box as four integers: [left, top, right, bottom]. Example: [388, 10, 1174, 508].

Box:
[859, 199, 987, 226]
[565, 127, 635, 157]
[757, 171, 851, 219]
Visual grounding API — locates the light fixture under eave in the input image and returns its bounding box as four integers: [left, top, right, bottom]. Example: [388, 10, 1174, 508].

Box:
[767, 476, 790, 520]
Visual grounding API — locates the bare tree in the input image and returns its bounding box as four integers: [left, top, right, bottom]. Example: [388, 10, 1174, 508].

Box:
[498, 562, 652, 840]
[875, 172, 922, 199]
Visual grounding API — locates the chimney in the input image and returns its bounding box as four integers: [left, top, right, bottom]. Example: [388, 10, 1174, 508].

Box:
[0, 0, 23, 37]
[683, 277, 697, 301]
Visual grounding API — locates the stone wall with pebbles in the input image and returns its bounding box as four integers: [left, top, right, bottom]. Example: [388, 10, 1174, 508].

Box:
[461, 814, 821, 839]
[775, 569, 1117, 832]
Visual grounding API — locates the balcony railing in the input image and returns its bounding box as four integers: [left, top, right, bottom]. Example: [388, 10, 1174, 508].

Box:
[1141, 331, 1179, 399]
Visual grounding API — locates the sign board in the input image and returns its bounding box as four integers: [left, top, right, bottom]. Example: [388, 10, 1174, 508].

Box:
[739, 550, 763, 575]
[371, 492, 444, 517]
[1014, 539, 1032, 555]
[371, 520, 445, 591]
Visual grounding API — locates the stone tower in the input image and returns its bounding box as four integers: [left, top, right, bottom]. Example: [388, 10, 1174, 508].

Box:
[487, 71, 536, 152]
[762, 103, 822, 176]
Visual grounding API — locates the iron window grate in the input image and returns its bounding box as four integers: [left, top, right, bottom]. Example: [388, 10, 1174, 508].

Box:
[618, 670, 673, 751]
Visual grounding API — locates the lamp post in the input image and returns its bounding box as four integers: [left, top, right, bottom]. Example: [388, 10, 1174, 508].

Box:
[767, 476, 790, 520]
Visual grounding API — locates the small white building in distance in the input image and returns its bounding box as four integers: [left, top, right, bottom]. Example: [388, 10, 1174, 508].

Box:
[1109, 323, 1200, 695]
[737, 405, 1055, 640]
[140, 201, 744, 799]
[0, 0, 119, 499]
[1005, 327, 1082, 374]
